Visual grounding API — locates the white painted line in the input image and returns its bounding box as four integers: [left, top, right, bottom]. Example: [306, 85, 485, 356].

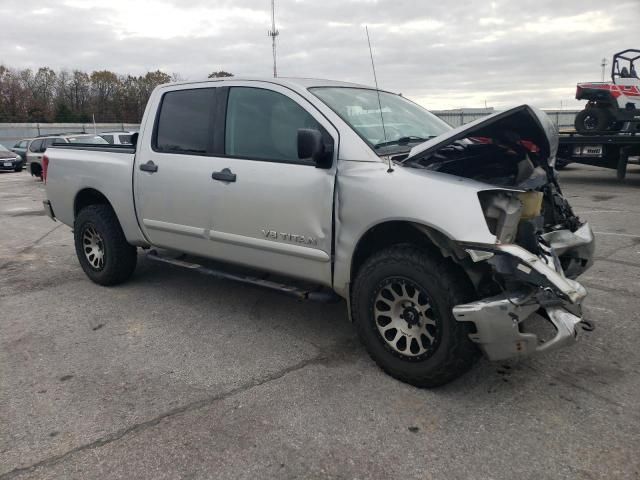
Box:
[593, 231, 640, 239]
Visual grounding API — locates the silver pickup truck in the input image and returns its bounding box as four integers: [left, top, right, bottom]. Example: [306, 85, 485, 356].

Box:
[43, 78, 594, 387]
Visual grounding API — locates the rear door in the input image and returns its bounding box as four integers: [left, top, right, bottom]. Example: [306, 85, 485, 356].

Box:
[133, 85, 220, 257]
[204, 83, 338, 285]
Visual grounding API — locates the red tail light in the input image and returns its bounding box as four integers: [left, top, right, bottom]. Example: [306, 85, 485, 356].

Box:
[42, 155, 49, 184]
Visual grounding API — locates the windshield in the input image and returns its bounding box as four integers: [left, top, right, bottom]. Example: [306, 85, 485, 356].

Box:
[66, 135, 109, 145]
[310, 87, 451, 151]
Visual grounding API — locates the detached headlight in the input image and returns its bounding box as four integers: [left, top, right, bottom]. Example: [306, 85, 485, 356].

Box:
[478, 190, 544, 244]
[478, 190, 522, 243]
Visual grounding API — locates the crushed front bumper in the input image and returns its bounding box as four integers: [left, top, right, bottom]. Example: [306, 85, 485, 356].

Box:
[454, 223, 593, 361]
[453, 289, 584, 361]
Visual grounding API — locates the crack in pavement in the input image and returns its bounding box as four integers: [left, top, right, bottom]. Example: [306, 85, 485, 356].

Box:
[593, 257, 640, 269]
[523, 363, 639, 420]
[0, 223, 64, 271]
[0, 341, 356, 480]
[580, 281, 639, 299]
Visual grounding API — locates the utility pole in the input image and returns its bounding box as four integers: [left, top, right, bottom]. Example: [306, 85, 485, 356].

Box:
[268, 0, 279, 78]
[601, 57, 608, 82]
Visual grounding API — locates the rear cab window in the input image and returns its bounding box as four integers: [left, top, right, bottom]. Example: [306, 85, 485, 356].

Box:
[66, 136, 107, 144]
[153, 88, 216, 155]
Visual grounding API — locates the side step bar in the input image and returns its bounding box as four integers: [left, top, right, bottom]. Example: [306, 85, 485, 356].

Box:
[146, 250, 341, 303]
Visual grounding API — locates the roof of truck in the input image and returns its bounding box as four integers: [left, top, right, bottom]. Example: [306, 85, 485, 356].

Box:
[163, 77, 380, 91]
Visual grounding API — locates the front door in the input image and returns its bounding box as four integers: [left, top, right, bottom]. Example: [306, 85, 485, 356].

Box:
[205, 83, 338, 285]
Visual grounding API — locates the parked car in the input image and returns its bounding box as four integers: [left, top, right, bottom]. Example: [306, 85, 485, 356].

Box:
[100, 131, 136, 145]
[0, 143, 23, 172]
[43, 78, 594, 387]
[11, 138, 31, 162]
[27, 134, 108, 177]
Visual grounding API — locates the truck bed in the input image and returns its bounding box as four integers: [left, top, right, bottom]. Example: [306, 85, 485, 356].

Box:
[45, 143, 146, 245]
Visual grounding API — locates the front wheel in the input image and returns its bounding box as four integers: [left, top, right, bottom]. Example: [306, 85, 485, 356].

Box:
[351, 246, 479, 388]
[74, 205, 137, 286]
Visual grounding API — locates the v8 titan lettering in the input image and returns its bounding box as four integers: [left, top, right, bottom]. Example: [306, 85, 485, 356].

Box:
[262, 229, 318, 246]
[43, 77, 595, 388]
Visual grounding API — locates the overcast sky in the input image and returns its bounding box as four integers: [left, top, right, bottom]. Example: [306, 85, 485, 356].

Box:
[1, 0, 638, 110]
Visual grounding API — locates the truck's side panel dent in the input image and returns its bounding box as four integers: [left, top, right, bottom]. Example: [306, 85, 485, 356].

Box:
[333, 160, 496, 297]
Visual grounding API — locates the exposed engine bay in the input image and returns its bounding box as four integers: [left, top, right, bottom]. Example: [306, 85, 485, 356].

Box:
[399, 105, 595, 360]
[402, 105, 592, 281]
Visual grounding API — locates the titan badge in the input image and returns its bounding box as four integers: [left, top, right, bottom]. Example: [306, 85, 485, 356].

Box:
[261, 229, 318, 246]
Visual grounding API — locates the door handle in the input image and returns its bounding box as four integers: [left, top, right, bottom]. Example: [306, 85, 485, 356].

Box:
[139, 161, 158, 173]
[212, 168, 236, 182]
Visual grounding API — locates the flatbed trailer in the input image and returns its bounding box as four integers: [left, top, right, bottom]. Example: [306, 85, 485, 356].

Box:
[557, 130, 640, 180]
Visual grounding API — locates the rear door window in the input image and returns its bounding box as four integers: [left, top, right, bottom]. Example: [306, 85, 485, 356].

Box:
[154, 88, 216, 155]
[224, 87, 321, 163]
[29, 139, 44, 152]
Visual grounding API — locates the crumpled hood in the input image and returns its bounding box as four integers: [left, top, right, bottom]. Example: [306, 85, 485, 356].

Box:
[406, 105, 559, 167]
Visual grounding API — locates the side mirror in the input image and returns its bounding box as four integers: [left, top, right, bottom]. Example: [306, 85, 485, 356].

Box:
[297, 128, 333, 168]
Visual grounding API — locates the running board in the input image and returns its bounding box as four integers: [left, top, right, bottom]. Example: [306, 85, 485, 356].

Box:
[146, 250, 341, 303]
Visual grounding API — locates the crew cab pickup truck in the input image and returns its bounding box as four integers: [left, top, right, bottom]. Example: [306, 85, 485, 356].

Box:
[43, 78, 595, 387]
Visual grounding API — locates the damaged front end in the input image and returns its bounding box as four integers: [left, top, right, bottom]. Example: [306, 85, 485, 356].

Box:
[403, 105, 595, 361]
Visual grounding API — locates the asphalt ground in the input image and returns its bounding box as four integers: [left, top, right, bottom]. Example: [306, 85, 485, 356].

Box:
[1, 163, 639, 480]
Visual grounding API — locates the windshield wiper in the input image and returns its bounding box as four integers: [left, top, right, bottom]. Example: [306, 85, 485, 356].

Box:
[374, 136, 434, 149]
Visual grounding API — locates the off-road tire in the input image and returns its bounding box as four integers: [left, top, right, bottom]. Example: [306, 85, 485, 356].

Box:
[74, 205, 137, 286]
[352, 246, 479, 388]
[575, 108, 611, 133]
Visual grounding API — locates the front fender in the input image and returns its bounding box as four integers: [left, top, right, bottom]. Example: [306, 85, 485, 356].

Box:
[333, 160, 497, 297]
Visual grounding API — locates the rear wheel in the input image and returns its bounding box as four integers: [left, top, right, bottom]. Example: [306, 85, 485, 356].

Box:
[352, 246, 479, 388]
[575, 108, 611, 133]
[74, 205, 137, 285]
[30, 163, 42, 178]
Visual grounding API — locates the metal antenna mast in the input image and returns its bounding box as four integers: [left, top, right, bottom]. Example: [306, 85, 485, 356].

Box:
[365, 25, 392, 173]
[268, 0, 279, 78]
[601, 57, 608, 81]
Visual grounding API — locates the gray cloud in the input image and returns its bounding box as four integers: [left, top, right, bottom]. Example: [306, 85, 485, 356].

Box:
[0, 0, 638, 109]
